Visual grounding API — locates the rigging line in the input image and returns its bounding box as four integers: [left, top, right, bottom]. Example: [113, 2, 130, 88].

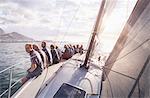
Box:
[96, 0, 119, 37]
[80, 78, 94, 93]
[105, 38, 150, 66]
[59, 1, 82, 46]
[104, 0, 118, 16]
[35, 66, 63, 97]
[58, 10, 80, 46]
[87, 0, 108, 49]
[103, 67, 114, 98]
[54, 0, 68, 41]
[94, 0, 128, 45]
[98, 0, 117, 32]
[35, 67, 49, 98]
[92, 63, 136, 81]
[102, 67, 136, 80]
[123, 18, 150, 49]
[138, 82, 141, 98]
[128, 55, 150, 98]
[35, 61, 79, 96]
[114, 0, 131, 37]
[88, 61, 136, 80]
[114, 0, 150, 50]
[75, 40, 150, 80]
[59, 0, 95, 46]
[88, 39, 150, 80]
[72, 57, 135, 80]
[35, 60, 80, 96]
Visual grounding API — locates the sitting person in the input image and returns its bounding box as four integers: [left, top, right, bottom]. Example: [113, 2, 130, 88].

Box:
[41, 41, 53, 66]
[73, 45, 77, 54]
[33, 44, 48, 69]
[56, 46, 63, 59]
[76, 44, 79, 53]
[50, 44, 60, 64]
[68, 44, 74, 56]
[79, 45, 84, 55]
[62, 45, 72, 60]
[21, 44, 42, 84]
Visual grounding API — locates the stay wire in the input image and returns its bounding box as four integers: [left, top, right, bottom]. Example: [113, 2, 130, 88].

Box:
[54, 0, 68, 41]
[123, 18, 150, 49]
[70, 39, 149, 97]
[35, 66, 49, 98]
[103, 67, 114, 98]
[59, 2, 81, 46]
[89, 39, 150, 81]
[105, 38, 150, 67]
[96, 0, 150, 65]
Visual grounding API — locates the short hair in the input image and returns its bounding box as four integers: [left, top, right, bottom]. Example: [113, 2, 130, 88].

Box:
[50, 44, 54, 49]
[42, 41, 46, 45]
[25, 44, 32, 49]
[33, 44, 39, 50]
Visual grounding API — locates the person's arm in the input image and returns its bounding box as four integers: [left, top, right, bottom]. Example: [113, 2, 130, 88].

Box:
[45, 56, 49, 68]
[28, 63, 37, 72]
[28, 56, 37, 72]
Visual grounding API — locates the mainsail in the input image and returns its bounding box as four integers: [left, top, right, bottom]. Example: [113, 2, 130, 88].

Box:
[86, 0, 138, 65]
[101, 0, 150, 97]
[2, 0, 149, 98]
[83, 0, 150, 97]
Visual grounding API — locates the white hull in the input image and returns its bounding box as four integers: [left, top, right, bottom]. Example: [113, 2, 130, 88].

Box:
[12, 54, 104, 98]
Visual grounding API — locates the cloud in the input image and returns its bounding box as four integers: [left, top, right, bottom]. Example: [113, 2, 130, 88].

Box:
[0, 0, 100, 42]
[0, 2, 38, 25]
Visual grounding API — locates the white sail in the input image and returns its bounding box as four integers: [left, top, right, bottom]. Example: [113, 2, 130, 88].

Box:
[8, 0, 150, 98]
[101, 0, 150, 97]
[90, 0, 138, 61]
[12, 0, 107, 98]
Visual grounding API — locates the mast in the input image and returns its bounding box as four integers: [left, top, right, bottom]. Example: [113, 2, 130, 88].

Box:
[82, 0, 106, 68]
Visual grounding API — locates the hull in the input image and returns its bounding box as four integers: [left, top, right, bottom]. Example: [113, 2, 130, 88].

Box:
[12, 54, 104, 98]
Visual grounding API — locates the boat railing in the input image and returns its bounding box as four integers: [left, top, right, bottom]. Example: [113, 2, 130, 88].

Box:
[0, 61, 29, 98]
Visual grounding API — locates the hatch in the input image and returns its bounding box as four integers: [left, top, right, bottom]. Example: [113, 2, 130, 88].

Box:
[53, 83, 86, 98]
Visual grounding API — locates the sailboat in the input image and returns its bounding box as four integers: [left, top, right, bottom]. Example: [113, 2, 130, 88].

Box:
[1, 0, 149, 97]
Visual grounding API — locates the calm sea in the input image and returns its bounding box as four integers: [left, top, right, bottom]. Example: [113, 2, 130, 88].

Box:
[0, 43, 30, 98]
[0, 42, 87, 97]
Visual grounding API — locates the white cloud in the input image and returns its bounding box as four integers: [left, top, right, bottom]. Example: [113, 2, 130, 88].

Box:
[0, 0, 139, 53]
[0, 0, 99, 42]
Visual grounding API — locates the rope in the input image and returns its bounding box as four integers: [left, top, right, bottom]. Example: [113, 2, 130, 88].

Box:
[54, 0, 68, 41]
[103, 67, 114, 98]
[59, 2, 81, 46]
[35, 65, 49, 98]
[123, 18, 150, 49]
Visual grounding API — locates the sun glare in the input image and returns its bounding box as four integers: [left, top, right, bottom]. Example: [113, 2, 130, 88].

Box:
[98, 0, 138, 53]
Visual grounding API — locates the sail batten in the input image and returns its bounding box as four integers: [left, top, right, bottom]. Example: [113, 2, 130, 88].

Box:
[101, 0, 150, 97]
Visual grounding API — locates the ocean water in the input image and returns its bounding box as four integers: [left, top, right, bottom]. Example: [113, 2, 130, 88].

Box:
[0, 42, 88, 97]
[0, 43, 30, 98]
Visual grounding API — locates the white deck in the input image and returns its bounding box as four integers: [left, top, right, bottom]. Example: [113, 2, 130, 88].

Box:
[12, 54, 104, 98]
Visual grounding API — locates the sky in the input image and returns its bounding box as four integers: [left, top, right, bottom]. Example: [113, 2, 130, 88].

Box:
[97, 0, 137, 52]
[0, 0, 138, 52]
[0, 0, 100, 42]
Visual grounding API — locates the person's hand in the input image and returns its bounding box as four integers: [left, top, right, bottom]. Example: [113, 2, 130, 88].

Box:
[44, 66, 46, 69]
[27, 68, 30, 72]
[28, 68, 34, 72]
